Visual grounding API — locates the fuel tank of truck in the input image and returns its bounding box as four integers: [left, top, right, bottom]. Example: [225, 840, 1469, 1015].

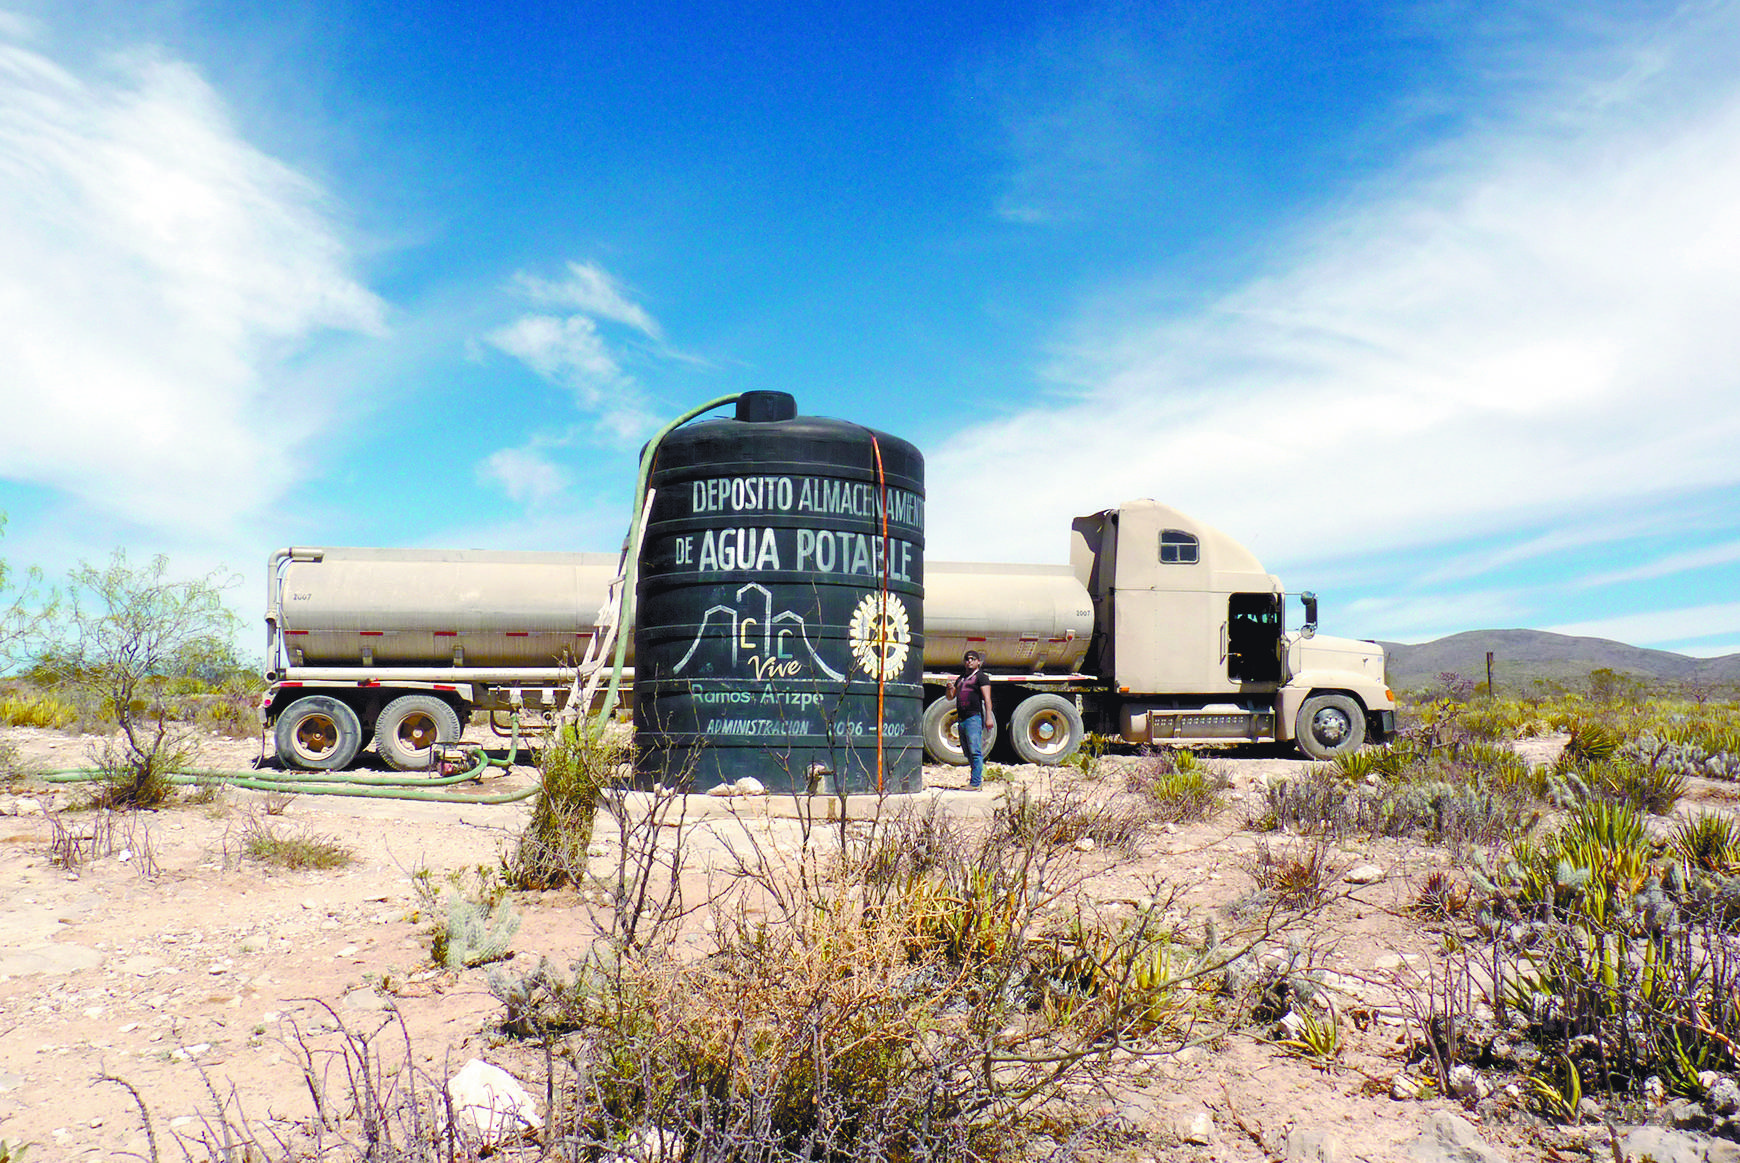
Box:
[271, 550, 1096, 675]
[272, 548, 622, 669]
[922, 562, 1094, 673]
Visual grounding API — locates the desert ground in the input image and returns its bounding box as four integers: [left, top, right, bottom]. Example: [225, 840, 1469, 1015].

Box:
[1, 722, 1737, 1162]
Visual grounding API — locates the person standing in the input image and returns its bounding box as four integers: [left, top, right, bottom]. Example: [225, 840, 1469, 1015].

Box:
[951, 649, 994, 789]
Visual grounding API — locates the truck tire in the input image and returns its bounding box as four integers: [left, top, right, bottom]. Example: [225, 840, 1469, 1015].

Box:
[921, 697, 998, 766]
[275, 696, 363, 771]
[1009, 694, 1084, 766]
[375, 695, 462, 771]
[1295, 693, 1365, 761]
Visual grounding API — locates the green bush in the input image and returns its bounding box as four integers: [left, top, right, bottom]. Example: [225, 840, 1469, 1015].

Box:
[61, 551, 239, 807]
[505, 726, 613, 890]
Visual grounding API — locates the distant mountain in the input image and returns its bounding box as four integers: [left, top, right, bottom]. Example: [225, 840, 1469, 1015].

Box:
[1375, 629, 1740, 695]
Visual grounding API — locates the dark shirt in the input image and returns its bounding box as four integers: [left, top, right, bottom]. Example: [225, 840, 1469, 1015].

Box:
[955, 669, 991, 719]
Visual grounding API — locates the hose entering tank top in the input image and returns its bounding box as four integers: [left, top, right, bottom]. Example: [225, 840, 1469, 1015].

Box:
[592, 394, 744, 736]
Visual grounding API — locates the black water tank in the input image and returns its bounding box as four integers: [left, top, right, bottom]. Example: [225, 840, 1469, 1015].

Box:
[634, 392, 925, 794]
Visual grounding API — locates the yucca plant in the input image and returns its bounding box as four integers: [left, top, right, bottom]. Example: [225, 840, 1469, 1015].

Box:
[1559, 719, 1623, 770]
[1510, 799, 1655, 924]
[1590, 758, 1687, 815]
[1412, 870, 1470, 920]
[1671, 812, 1740, 874]
[1134, 764, 1226, 823]
[1276, 1005, 1341, 1060]
[1526, 1055, 1583, 1124]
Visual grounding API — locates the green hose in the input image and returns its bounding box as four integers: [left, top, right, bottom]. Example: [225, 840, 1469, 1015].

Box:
[593, 392, 743, 735]
[41, 768, 538, 803]
[38, 718, 533, 802]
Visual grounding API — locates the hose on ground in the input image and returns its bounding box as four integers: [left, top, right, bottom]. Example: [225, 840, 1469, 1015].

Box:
[36, 718, 535, 803]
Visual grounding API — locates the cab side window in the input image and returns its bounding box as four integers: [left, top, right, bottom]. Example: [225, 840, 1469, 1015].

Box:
[1159, 530, 1199, 564]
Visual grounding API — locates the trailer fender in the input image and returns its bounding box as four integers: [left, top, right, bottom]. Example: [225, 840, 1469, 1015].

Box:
[263, 680, 475, 724]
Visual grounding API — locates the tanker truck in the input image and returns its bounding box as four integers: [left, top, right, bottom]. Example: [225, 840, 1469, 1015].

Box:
[261, 499, 1393, 771]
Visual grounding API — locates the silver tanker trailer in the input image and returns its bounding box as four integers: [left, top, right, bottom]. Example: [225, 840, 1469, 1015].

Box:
[261, 500, 1394, 771]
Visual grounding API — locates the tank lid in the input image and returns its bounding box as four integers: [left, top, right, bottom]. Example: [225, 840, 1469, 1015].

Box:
[735, 391, 797, 422]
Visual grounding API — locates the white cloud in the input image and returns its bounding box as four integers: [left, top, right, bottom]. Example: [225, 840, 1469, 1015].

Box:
[1678, 641, 1740, 660]
[0, 33, 384, 534]
[511, 260, 662, 340]
[1574, 539, 1740, 589]
[477, 445, 570, 507]
[1342, 587, 1536, 644]
[0, 10, 39, 40]
[1548, 601, 1740, 647]
[487, 260, 666, 443]
[1413, 514, 1665, 587]
[928, 10, 1740, 576]
[488, 313, 620, 387]
[483, 313, 653, 441]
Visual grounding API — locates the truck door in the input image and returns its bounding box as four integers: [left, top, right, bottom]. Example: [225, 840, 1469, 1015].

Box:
[1227, 592, 1281, 684]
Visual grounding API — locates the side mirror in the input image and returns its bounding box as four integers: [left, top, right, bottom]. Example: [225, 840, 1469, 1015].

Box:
[1300, 591, 1318, 638]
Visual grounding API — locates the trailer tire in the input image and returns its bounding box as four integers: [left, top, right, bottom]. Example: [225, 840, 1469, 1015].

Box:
[1009, 694, 1084, 765]
[1295, 693, 1365, 761]
[375, 695, 462, 771]
[922, 697, 998, 766]
[275, 696, 363, 771]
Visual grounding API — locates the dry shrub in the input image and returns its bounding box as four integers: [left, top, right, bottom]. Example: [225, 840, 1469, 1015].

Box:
[0, 736, 42, 783]
[995, 783, 1156, 851]
[240, 816, 354, 871]
[1244, 840, 1341, 910]
[46, 805, 157, 877]
[478, 788, 1323, 1160]
[1252, 753, 1538, 848]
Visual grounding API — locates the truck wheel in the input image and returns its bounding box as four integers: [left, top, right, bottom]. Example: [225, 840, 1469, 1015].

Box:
[1009, 694, 1084, 766]
[921, 697, 998, 766]
[275, 696, 363, 771]
[375, 695, 462, 771]
[1295, 693, 1365, 761]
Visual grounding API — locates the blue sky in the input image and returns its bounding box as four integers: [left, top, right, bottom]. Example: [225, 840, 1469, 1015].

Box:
[4, 0, 1740, 659]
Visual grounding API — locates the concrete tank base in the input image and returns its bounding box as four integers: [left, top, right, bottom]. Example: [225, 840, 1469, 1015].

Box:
[599, 784, 1004, 826]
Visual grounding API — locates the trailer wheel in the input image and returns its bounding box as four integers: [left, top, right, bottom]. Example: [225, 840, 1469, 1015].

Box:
[1295, 693, 1365, 761]
[921, 697, 998, 766]
[375, 695, 462, 771]
[274, 696, 363, 771]
[1009, 694, 1084, 765]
